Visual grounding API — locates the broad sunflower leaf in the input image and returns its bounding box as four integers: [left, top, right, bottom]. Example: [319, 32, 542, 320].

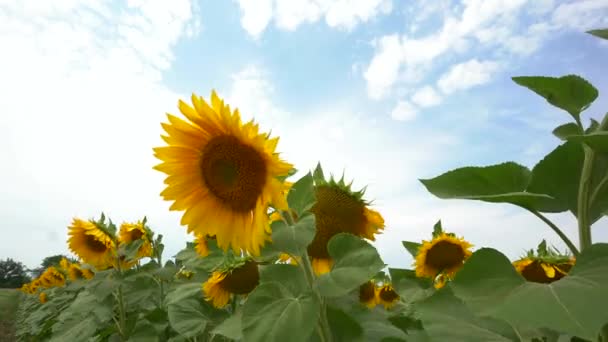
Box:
[128, 319, 160, 342]
[567, 131, 608, 153]
[326, 306, 364, 342]
[512, 75, 598, 119]
[270, 213, 316, 256]
[167, 298, 209, 338]
[212, 310, 243, 340]
[388, 268, 433, 303]
[553, 122, 582, 141]
[260, 263, 308, 294]
[450, 245, 608, 341]
[588, 28, 608, 40]
[415, 288, 519, 342]
[287, 172, 316, 217]
[315, 233, 385, 297]
[48, 316, 98, 342]
[419, 162, 559, 211]
[242, 282, 319, 342]
[401, 241, 421, 259]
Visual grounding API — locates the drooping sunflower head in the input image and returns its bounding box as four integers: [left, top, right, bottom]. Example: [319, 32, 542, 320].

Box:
[513, 240, 575, 284]
[202, 259, 260, 308]
[415, 232, 473, 279]
[307, 164, 385, 275]
[153, 91, 294, 256]
[377, 284, 399, 309]
[359, 280, 378, 308]
[67, 218, 115, 270]
[39, 292, 48, 304]
[118, 221, 153, 259]
[80, 267, 95, 280]
[59, 257, 71, 271]
[67, 263, 86, 281]
[39, 266, 66, 288]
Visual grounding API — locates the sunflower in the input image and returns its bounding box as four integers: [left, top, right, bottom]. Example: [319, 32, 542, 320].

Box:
[39, 292, 48, 304]
[195, 234, 210, 257]
[202, 260, 260, 308]
[118, 221, 153, 259]
[67, 218, 115, 270]
[513, 240, 575, 284]
[415, 232, 473, 279]
[307, 165, 385, 275]
[67, 263, 86, 281]
[80, 267, 95, 280]
[377, 284, 399, 309]
[153, 91, 293, 256]
[39, 267, 66, 288]
[359, 281, 378, 308]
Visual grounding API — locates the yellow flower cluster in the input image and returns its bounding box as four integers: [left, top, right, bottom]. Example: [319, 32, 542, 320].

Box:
[358, 280, 400, 309]
[19, 258, 94, 303]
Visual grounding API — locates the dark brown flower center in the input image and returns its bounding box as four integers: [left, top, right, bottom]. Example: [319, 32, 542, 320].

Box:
[307, 185, 366, 258]
[379, 286, 399, 302]
[220, 261, 260, 294]
[425, 240, 465, 271]
[129, 228, 144, 241]
[201, 135, 267, 213]
[359, 281, 376, 303]
[84, 234, 109, 253]
[521, 260, 570, 284]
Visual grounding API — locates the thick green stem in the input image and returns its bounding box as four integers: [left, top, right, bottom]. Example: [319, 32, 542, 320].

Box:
[528, 210, 579, 256]
[578, 144, 594, 251]
[114, 256, 127, 340]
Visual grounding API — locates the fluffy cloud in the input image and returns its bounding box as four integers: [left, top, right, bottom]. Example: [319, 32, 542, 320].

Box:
[390, 100, 418, 121]
[437, 59, 501, 94]
[236, 0, 393, 38]
[411, 86, 443, 107]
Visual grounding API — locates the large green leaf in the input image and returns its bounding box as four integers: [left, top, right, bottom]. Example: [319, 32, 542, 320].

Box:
[212, 311, 243, 340]
[512, 75, 598, 119]
[315, 233, 385, 297]
[270, 213, 316, 256]
[287, 172, 316, 217]
[401, 241, 421, 259]
[568, 131, 608, 153]
[259, 263, 308, 295]
[326, 306, 364, 342]
[416, 288, 519, 341]
[388, 268, 434, 303]
[419, 162, 558, 211]
[450, 245, 608, 341]
[167, 298, 209, 338]
[242, 282, 319, 342]
[553, 122, 582, 141]
[527, 141, 583, 214]
[588, 29, 608, 40]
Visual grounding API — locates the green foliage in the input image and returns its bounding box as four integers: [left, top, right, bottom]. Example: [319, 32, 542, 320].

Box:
[287, 172, 316, 217]
[588, 28, 608, 40]
[270, 214, 316, 256]
[553, 122, 582, 141]
[0, 258, 31, 288]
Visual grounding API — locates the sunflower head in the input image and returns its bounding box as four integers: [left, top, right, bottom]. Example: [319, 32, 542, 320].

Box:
[153, 91, 294, 256]
[377, 284, 399, 309]
[194, 234, 211, 257]
[39, 292, 48, 304]
[67, 263, 86, 281]
[202, 259, 260, 308]
[513, 240, 575, 283]
[359, 280, 378, 308]
[67, 218, 115, 270]
[39, 266, 66, 288]
[414, 222, 473, 279]
[118, 221, 153, 260]
[307, 164, 385, 271]
[311, 258, 334, 276]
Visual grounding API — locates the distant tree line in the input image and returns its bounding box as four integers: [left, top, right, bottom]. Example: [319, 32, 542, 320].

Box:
[0, 254, 77, 288]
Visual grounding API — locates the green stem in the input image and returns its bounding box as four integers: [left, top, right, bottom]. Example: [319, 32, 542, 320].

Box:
[589, 173, 608, 207]
[155, 240, 165, 307]
[115, 256, 127, 340]
[528, 210, 579, 256]
[578, 144, 595, 251]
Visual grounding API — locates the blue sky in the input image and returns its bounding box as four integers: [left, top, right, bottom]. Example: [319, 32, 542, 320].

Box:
[1, 0, 608, 270]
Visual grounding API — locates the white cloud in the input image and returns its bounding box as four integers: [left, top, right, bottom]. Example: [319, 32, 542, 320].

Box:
[236, 0, 393, 38]
[411, 86, 443, 108]
[390, 100, 418, 121]
[438, 59, 501, 95]
[0, 0, 200, 268]
[552, 0, 608, 31]
[363, 34, 403, 99]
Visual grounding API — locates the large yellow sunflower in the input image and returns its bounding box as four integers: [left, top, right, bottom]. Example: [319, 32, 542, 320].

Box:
[153, 91, 293, 256]
[202, 260, 260, 308]
[67, 218, 115, 270]
[118, 221, 153, 259]
[415, 232, 473, 279]
[513, 257, 575, 284]
[307, 168, 385, 275]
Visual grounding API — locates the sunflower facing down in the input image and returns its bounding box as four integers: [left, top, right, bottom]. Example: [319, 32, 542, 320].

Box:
[512, 241, 575, 284]
[415, 232, 473, 280]
[377, 284, 399, 309]
[307, 165, 385, 275]
[202, 260, 260, 308]
[67, 218, 115, 270]
[39, 266, 66, 288]
[118, 221, 153, 259]
[359, 281, 378, 308]
[153, 91, 294, 256]
[39, 292, 48, 304]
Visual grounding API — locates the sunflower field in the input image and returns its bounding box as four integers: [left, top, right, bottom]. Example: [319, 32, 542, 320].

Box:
[14, 29, 608, 342]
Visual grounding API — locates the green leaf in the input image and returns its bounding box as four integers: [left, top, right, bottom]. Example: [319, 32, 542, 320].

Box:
[165, 283, 203, 306]
[315, 233, 385, 297]
[552, 122, 582, 141]
[432, 220, 442, 236]
[527, 141, 583, 214]
[451, 245, 608, 341]
[167, 298, 209, 338]
[313, 162, 325, 184]
[388, 268, 434, 303]
[568, 131, 608, 153]
[587, 119, 600, 133]
[420, 162, 558, 211]
[270, 213, 316, 256]
[128, 320, 160, 342]
[49, 316, 99, 342]
[512, 75, 598, 119]
[360, 320, 408, 342]
[416, 288, 519, 342]
[401, 241, 421, 259]
[326, 306, 364, 342]
[259, 264, 308, 295]
[242, 282, 319, 342]
[212, 311, 243, 340]
[287, 172, 316, 216]
[588, 28, 608, 40]
[120, 239, 144, 262]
